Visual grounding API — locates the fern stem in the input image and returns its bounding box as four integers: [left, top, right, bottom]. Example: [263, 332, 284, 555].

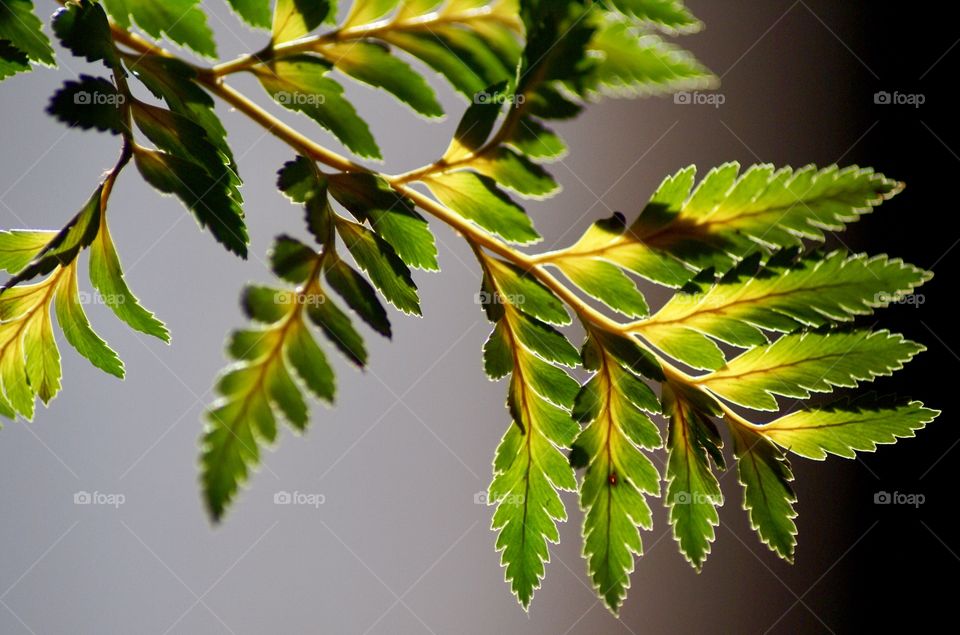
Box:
[100, 13, 730, 418]
[210, 5, 521, 77]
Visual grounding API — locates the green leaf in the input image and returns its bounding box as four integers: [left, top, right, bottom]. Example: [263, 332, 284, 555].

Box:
[307, 292, 368, 367]
[131, 100, 239, 196]
[556, 257, 649, 318]
[730, 424, 797, 561]
[334, 218, 421, 316]
[481, 244, 585, 607]
[662, 383, 722, 571]
[242, 285, 290, 324]
[382, 29, 503, 98]
[0, 0, 55, 67]
[395, 0, 442, 20]
[54, 262, 124, 378]
[0, 230, 55, 273]
[204, 277, 341, 521]
[269, 235, 316, 284]
[442, 81, 506, 161]
[584, 20, 714, 98]
[343, 0, 399, 28]
[51, 0, 117, 68]
[484, 258, 570, 326]
[589, 329, 664, 381]
[631, 164, 902, 273]
[23, 296, 61, 404]
[552, 212, 694, 289]
[324, 256, 391, 338]
[133, 147, 249, 258]
[490, 376, 579, 609]
[0, 269, 80, 414]
[276, 156, 334, 244]
[102, 0, 217, 57]
[258, 56, 381, 159]
[327, 173, 438, 271]
[324, 41, 443, 118]
[271, 0, 330, 43]
[285, 320, 335, 402]
[470, 148, 559, 199]
[697, 330, 924, 411]
[518, 1, 595, 99]
[760, 398, 939, 460]
[643, 324, 724, 371]
[506, 118, 567, 160]
[424, 171, 540, 245]
[605, 0, 701, 33]
[510, 312, 580, 368]
[125, 55, 238, 176]
[277, 155, 324, 204]
[47, 76, 125, 134]
[0, 245, 129, 420]
[3, 185, 103, 290]
[574, 336, 661, 613]
[89, 215, 170, 342]
[0, 318, 34, 418]
[482, 321, 513, 380]
[0, 40, 30, 81]
[637, 252, 932, 352]
[226, 0, 272, 29]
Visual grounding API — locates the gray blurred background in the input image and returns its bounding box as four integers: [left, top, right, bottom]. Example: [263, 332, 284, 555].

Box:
[1, 1, 952, 633]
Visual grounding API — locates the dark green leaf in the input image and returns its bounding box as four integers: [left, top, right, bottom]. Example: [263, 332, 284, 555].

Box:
[51, 0, 116, 67]
[325, 41, 443, 118]
[103, 0, 217, 57]
[335, 218, 421, 315]
[731, 424, 797, 561]
[443, 80, 506, 160]
[0, 40, 30, 81]
[471, 148, 559, 199]
[134, 148, 248, 257]
[325, 256, 391, 338]
[269, 235, 317, 284]
[285, 321, 335, 402]
[663, 384, 722, 571]
[486, 258, 570, 326]
[306, 294, 368, 367]
[328, 172, 438, 271]
[3, 185, 103, 289]
[226, 0, 271, 29]
[125, 55, 238, 175]
[0, 0, 55, 66]
[47, 76, 125, 134]
[258, 56, 381, 159]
